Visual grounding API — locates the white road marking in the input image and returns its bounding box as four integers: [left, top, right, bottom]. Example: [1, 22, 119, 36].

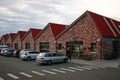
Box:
[60, 68, 75, 72]
[76, 66, 92, 70]
[68, 67, 84, 71]
[84, 66, 99, 69]
[31, 71, 45, 76]
[42, 70, 56, 74]
[0, 77, 4, 80]
[51, 69, 66, 73]
[20, 72, 32, 77]
[7, 73, 19, 79]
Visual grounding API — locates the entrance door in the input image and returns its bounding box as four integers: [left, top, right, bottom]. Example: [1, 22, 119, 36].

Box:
[66, 41, 83, 58]
[112, 41, 120, 58]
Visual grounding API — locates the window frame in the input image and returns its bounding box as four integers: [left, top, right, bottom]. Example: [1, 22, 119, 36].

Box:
[91, 43, 97, 52]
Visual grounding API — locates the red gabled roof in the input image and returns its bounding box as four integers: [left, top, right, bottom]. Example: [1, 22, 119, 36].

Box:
[30, 28, 42, 39]
[18, 31, 27, 40]
[9, 33, 16, 41]
[2, 34, 9, 42]
[88, 11, 120, 37]
[49, 23, 67, 38]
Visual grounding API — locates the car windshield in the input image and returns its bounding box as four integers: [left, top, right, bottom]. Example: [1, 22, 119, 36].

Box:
[29, 51, 39, 54]
[45, 53, 51, 57]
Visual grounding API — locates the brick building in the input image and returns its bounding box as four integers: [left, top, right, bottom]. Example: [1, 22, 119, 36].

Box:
[0, 34, 9, 45]
[6, 33, 16, 48]
[13, 31, 27, 50]
[56, 11, 120, 59]
[35, 23, 67, 52]
[22, 28, 42, 50]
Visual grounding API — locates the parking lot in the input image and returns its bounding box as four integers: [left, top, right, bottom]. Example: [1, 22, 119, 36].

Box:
[0, 55, 120, 80]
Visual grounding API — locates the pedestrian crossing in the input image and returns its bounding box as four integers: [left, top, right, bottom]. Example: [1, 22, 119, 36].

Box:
[0, 65, 117, 80]
[31, 71, 45, 76]
[42, 70, 56, 75]
[7, 73, 19, 79]
[0, 77, 4, 80]
[51, 69, 66, 73]
[20, 72, 32, 78]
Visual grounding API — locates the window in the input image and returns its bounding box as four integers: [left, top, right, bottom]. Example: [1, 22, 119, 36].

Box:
[40, 42, 49, 52]
[91, 43, 97, 52]
[66, 41, 83, 53]
[14, 43, 18, 49]
[29, 51, 39, 54]
[58, 43, 62, 50]
[25, 43, 30, 49]
[45, 54, 51, 57]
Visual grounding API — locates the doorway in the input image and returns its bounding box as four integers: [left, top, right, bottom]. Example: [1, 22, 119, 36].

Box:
[112, 41, 120, 58]
[66, 41, 83, 58]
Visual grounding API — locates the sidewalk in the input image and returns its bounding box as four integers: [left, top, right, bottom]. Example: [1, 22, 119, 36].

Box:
[71, 58, 119, 68]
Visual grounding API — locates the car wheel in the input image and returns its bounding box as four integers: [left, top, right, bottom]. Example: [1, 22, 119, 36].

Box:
[47, 60, 52, 65]
[64, 58, 68, 63]
[27, 57, 31, 61]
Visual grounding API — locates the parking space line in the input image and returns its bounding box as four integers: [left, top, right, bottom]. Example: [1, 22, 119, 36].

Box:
[31, 71, 45, 76]
[68, 67, 84, 71]
[0, 77, 4, 80]
[20, 72, 32, 77]
[51, 69, 66, 73]
[42, 70, 56, 74]
[84, 66, 99, 69]
[7, 73, 19, 79]
[76, 66, 92, 70]
[60, 68, 75, 72]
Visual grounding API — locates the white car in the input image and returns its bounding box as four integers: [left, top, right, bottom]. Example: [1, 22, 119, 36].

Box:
[36, 52, 68, 65]
[0, 45, 9, 55]
[20, 50, 39, 61]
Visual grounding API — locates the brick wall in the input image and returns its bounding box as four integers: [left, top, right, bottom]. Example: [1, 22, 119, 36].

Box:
[0, 38, 6, 45]
[13, 34, 22, 50]
[6, 37, 12, 48]
[22, 31, 34, 50]
[35, 26, 56, 52]
[101, 37, 120, 59]
[57, 14, 101, 59]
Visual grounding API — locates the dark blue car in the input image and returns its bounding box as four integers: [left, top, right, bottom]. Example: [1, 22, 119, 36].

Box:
[4, 49, 16, 57]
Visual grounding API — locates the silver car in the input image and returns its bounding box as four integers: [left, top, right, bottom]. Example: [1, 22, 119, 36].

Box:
[36, 52, 68, 65]
[20, 50, 39, 61]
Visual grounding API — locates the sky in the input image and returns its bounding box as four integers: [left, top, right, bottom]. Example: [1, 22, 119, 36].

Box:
[0, 0, 120, 36]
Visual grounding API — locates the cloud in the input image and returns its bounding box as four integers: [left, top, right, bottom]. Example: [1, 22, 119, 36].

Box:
[0, 0, 120, 36]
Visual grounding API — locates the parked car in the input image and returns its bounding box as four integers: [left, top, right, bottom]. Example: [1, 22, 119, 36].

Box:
[36, 52, 68, 65]
[3, 49, 16, 57]
[20, 50, 39, 61]
[0, 45, 9, 55]
[19, 49, 32, 56]
[13, 50, 21, 57]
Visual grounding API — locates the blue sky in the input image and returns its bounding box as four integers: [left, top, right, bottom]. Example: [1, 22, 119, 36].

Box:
[0, 0, 120, 36]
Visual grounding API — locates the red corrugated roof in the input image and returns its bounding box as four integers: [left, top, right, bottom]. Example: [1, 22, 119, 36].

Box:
[30, 28, 42, 39]
[18, 31, 27, 40]
[49, 23, 67, 38]
[88, 11, 120, 37]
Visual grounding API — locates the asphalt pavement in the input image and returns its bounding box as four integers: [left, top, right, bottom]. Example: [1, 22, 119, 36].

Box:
[0, 55, 120, 80]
